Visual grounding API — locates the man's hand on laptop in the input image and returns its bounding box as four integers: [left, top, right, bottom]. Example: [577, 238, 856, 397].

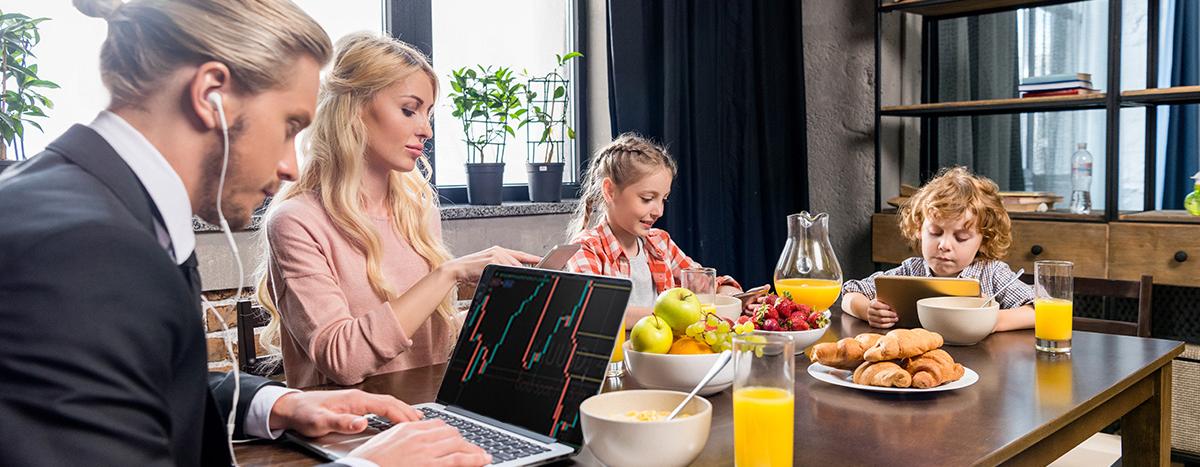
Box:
[269, 389, 422, 437]
[350, 419, 492, 467]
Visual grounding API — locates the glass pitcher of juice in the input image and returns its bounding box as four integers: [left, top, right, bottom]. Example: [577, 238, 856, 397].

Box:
[774, 212, 843, 311]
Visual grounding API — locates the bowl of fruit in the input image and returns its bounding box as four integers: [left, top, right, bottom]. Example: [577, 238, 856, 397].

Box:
[746, 294, 831, 354]
[625, 288, 755, 396]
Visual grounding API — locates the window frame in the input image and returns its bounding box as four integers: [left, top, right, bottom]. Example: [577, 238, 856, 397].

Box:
[384, 0, 587, 204]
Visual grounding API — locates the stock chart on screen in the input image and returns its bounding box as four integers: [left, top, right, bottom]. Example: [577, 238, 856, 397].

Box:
[438, 267, 631, 447]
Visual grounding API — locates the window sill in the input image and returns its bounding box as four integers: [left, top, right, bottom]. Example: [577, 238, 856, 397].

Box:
[193, 199, 579, 232]
[440, 199, 578, 220]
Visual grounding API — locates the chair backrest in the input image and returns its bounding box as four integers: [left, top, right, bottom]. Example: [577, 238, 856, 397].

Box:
[235, 300, 284, 377]
[1019, 274, 1153, 337]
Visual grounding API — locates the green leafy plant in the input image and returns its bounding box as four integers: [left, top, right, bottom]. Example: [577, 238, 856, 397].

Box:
[448, 65, 526, 164]
[522, 51, 582, 164]
[0, 11, 58, 161]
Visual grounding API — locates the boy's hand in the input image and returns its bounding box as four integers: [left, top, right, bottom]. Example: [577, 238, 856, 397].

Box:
[866, 299, 898, 328]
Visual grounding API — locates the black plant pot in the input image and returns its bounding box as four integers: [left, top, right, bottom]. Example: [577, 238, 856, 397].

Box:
[526, 162, 564, 203]
[465, 162, 505, 205]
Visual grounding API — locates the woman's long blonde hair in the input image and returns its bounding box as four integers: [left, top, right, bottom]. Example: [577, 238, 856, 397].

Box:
[257, 32, 454, 354]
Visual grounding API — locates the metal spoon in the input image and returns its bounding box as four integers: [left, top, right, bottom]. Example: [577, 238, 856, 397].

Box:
[982, 268, 1024, 308]
[666, 349, 732, 421]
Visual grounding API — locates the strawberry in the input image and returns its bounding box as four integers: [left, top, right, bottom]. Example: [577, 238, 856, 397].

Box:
[737, 315, 751, 325]
[788, 313, 808, 330]
[764, 305, 780, 321]
[762, 318, 779, 331]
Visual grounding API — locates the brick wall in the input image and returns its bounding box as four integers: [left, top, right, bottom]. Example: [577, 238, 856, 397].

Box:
[201, 289, 278, 373]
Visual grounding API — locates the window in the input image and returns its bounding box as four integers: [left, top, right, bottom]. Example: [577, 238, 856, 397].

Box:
[13, 1, 383, 159]
[394, 0, 582, 200]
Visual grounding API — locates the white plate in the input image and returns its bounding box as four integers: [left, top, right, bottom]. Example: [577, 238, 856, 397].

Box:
[806, 362, 979, 393]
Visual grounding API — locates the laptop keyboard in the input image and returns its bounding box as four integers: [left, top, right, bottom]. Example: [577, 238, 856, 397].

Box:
[366, 409, 551, 464]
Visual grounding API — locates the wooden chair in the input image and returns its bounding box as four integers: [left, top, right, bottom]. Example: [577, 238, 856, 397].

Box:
[235, 300, 284, 378]
[1018, 274, 1153, 338]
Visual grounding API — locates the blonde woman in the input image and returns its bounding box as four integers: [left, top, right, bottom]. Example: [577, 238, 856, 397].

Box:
[258, 33, 538, 388]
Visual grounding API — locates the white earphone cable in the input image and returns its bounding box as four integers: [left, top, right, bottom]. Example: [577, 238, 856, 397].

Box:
[201, 91, 242, 466]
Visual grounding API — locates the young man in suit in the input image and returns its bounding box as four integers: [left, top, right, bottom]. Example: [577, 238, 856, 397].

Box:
[0, 1, 489, 466]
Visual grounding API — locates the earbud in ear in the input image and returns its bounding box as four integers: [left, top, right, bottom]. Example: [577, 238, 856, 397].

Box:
[206, 91, 223, 108]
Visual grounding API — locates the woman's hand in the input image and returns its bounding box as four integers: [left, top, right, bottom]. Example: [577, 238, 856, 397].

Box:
[866, 299, 899, 329]
[442, 246, 541, 283]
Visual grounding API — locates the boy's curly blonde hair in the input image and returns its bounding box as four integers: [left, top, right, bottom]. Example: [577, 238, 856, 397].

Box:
[899, 167, 1012, 261]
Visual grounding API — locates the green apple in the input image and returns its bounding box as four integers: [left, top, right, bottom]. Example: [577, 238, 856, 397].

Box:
[654, 287, 702, 335]
[630, 315, 673, 354]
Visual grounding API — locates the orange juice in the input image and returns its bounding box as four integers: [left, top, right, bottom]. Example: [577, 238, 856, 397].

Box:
[774, 278, 841, 311]
[1034, 298, 1073, 341]
[734, 386, 793, 467]
[609, 319, 625, 363]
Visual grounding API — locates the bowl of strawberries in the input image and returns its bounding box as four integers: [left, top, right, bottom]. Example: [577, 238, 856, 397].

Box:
[744, 294, 831, 354]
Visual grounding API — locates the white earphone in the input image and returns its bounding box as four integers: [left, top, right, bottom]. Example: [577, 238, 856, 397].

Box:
[202, 89, 244, 465]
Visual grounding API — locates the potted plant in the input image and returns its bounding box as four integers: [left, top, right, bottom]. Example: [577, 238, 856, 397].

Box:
[522, 52, 581, 202]
[448, 65, 525, 205]
[0, 10, 58, 170]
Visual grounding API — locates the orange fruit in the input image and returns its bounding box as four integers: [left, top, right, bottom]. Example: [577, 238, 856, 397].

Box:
[668, 337, 715, 355]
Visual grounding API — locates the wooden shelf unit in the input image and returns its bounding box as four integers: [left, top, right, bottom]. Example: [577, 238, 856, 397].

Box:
[878, 0, 1086, 17]
[880, 94, 1107, 117]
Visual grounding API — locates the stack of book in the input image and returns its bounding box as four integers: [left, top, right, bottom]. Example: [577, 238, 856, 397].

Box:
[1019, 73, 1097, 98]
[886, 184, 1063, 213]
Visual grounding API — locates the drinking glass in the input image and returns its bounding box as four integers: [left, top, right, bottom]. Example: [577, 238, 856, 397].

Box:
[733, 334, 794, 466]
[1034, 260, 1073, 353]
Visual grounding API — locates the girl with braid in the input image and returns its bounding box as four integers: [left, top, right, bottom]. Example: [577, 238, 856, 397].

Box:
[566, 133, 745, 325]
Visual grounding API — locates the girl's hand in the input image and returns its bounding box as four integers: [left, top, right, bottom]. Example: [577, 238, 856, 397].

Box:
[444, 246, 541, 283]
[741, 294, 767, 315]
[866, 299, 899, 329]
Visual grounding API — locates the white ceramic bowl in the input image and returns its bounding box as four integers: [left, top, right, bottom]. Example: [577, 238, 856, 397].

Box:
[623, 341, 734, 395]
[754, 310, 831, 354]
[710, 295, 743, 321]
[579, 389, 712, 467]
[917, 296, 999, 345]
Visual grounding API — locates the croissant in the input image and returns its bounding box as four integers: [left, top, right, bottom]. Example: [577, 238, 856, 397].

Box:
[811, 333, 884, 370]
[903, 349, 965, 389]
[863, 328, 944, 362]
[853, 361, 912, 388]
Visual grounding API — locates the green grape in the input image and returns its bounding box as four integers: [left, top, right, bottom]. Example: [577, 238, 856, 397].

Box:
[703, 332, 719, 346]
[716, 322, 731, 334]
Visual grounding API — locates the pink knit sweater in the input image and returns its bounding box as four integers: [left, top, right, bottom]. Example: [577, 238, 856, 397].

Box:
[264, 193, 456, 387]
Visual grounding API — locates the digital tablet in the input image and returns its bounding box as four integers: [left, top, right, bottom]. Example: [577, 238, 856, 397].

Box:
[875, 276, 981, 328]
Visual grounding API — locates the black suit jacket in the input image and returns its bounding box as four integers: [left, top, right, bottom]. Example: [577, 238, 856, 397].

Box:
[0, 125, 279, 466]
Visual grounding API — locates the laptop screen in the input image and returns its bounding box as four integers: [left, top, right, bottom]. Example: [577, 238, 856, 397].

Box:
[439, 265, 631, 448]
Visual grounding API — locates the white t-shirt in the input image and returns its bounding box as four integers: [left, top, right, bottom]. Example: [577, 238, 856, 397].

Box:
[627, 239, 657, 308]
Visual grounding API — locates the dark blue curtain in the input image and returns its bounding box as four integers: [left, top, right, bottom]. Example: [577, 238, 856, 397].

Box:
[1165, 0, 1200, 209]
[606, 0, 809, 286]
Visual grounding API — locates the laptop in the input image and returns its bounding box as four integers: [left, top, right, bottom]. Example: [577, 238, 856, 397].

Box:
[874, 275, 980, 328]
[288, 265, 632, 466]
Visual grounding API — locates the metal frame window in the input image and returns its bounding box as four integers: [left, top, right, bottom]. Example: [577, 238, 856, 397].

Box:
[385, 0, 588, 204]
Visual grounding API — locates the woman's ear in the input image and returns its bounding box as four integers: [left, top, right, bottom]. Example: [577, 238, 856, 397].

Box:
[601, 177, 617, 205]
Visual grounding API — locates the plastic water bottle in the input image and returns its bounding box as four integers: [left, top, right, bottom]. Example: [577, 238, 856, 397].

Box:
[1069, 143, 1093, 214]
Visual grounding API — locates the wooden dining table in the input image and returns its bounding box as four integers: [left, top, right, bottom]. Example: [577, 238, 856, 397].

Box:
[235, 311, 1183, 466]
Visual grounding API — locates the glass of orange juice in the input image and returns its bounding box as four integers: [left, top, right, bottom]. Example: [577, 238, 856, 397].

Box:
[1034, 260, 1073, 353]
[733, 334, 794, 467]
[607, 318, 626, 378]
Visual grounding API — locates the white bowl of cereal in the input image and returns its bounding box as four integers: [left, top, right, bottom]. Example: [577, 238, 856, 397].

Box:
[579, 389, 712, 467]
